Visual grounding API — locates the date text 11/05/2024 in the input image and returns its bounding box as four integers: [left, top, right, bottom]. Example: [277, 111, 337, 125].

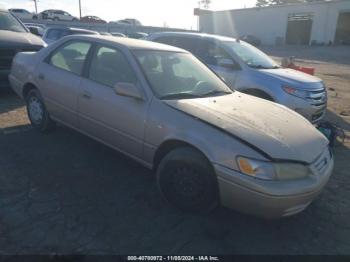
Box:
[127, 256, 220, 261]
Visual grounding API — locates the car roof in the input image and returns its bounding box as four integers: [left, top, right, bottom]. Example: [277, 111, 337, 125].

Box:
[46, 26, 97, 33]
[149, 31, 238, 42]
[64, 35, 188, 52]
[43, 9, 64, 12]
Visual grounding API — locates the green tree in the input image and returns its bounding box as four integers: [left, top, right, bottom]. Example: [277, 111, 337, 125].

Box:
[256, 0, 271, 7]
[200, 0, 211, 9]
[256, 0, 326, 7]
[270, 0, 304, 5]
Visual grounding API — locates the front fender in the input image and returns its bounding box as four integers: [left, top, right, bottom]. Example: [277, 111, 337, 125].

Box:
[144, 98, 267, 171]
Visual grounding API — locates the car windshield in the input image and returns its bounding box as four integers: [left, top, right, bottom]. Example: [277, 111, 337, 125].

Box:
[223, 41, 279, 69]
[134, 51, 232, 100]
[0, 11, 27, 32]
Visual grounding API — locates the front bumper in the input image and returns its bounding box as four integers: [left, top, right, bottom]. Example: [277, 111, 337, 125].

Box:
[277, 89, 327, 124]
[295, 104, 326, 124]
[214, 150, 334, 219]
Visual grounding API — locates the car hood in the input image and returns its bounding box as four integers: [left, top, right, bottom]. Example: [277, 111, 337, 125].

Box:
[164, 92, 328, 163]
[0, 30, 45, 48]
[258, 68, 323, 88]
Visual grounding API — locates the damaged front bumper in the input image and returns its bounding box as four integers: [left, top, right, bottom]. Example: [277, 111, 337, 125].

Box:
[213, 149, 334, 219]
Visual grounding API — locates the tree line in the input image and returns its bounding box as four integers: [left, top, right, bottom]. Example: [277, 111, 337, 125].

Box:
[256, 0, 327, 7]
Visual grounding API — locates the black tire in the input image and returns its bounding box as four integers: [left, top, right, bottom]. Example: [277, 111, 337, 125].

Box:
[157, 147, 219, 213]
[243, 89, 274, 101]
[26, 89, 55, 133]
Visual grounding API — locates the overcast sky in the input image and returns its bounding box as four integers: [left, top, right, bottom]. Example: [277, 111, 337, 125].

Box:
[0, 0, 256, 29]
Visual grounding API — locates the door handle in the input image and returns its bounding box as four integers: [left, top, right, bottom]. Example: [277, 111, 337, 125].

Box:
[81, 91, 92, 99]
[38, 73, 45, 80]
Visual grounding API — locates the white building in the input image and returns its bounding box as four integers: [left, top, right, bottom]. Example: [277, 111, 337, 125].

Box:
[197, 0, 350, 45]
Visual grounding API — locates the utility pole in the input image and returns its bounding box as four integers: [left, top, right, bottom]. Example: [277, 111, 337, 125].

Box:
[32, 0, 38, 13]
[197, 1, 201, 31]
[78, 0, 82, 19]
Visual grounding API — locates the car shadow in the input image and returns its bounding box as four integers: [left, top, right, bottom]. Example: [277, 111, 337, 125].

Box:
[0, 92, 25, 114]
[0, 124, 349, 254]
[325, 109, 350, 132]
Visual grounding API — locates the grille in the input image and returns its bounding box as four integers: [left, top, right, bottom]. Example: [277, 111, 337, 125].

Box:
[312, 148, 332, 175]
[0, 48, 39, 70]
[307, 89, 327, 107]
[0, 49, 17, 70]
[312, 111, 325, 122]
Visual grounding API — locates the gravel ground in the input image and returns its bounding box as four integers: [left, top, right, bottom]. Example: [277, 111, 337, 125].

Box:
[0, 46, 349, 255]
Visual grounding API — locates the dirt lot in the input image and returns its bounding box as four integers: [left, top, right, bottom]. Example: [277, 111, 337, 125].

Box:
[0, 46, 349, 255]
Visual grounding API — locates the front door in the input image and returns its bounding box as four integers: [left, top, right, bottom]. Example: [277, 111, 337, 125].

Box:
[78, 45, 147, 159]
[195, 40, 239, 88]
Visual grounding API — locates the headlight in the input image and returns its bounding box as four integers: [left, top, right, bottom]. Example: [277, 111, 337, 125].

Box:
[282, 85, 309, 99]
[237, 156, 311, 181]
[237, 157, 276, 180]
[273, 162, 311, 180]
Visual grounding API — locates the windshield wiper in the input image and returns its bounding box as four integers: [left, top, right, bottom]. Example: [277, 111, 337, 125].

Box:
[249, 64, 269, 69]
[159, 92, 202, 100]
[249, 64, 280, 69]
[199, 90, 232, 97]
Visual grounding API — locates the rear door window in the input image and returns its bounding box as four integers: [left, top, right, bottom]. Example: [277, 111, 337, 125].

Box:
[154, 36, 197, 54]
[154, 36, 175, 46]
[173, 37, 197, 54]
[49, 41, 92, 75]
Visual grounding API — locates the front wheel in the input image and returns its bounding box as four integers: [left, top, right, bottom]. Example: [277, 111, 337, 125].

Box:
[157, 147, 219, 213]
[26, 89, 55, 132]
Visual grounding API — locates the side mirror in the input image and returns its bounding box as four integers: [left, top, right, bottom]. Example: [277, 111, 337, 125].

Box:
[28, 26, 41, 36]
[218, 58, 240, 70]
[114, 82, 143, 100]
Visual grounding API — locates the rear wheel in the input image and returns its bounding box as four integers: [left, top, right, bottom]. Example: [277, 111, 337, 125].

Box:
[26, 89, 55, 132]
[157, 147, 219, 213]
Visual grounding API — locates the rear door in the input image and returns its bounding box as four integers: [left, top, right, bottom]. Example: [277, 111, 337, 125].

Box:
[36, 40, 92, 128]
[78, 44, 148, 159]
